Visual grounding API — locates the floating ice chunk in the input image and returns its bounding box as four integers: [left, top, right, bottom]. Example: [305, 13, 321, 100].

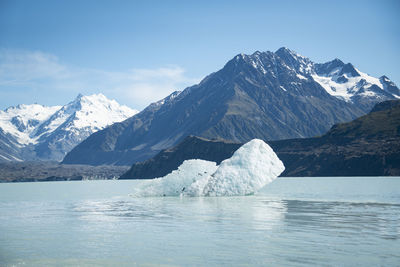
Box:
[130, 139, 285, 197]
[130, 159, 217, 197]
[198, 139, 284, 196]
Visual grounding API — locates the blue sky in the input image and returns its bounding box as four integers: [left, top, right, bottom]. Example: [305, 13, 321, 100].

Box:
[0, 0, 399, 110]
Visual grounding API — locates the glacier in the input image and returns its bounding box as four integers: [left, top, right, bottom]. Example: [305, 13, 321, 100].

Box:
[130, 139, 285, 197]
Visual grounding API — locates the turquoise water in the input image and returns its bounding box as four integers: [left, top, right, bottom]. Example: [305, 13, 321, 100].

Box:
[0, 177, 399, 266]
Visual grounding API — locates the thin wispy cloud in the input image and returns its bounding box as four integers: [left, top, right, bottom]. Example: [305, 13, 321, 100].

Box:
[0, 49, 200, 110]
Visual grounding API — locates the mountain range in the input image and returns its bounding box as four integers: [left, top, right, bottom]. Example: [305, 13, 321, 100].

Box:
[1, 99, 397, 182]
[0, 94, 137, 162]
[63, 47, 400, 166]
[121, 100, 400, 179]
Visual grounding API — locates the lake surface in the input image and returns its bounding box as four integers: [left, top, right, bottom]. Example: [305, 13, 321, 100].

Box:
[1, 177, 399, 266]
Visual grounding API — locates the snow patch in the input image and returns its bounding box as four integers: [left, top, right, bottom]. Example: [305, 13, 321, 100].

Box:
[296, 74, 307, 80]
[311, 65, 392, 102]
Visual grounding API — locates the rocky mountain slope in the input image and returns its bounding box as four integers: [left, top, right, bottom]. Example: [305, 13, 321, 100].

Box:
[0, 94, 137, 162]
[121, 100, 400, 178]
[274, 100, 400, 176]
[63, 48, 399, 166]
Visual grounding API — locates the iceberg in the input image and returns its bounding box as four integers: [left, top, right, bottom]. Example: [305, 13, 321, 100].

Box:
[131, 160, 217, 197]
[131, 139, 285, 197]
[199, 139, 285, 196]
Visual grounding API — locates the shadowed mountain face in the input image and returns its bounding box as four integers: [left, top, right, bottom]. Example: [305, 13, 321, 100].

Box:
[273, 100, 400, 176]
[121, 100, 400, 178]
[119, 136, 242, 179]
[63, 48, 399, 166]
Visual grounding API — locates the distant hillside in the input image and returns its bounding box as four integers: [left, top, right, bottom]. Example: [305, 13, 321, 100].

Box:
[274, 99, 400, 176]
[121, 100, 400, 179]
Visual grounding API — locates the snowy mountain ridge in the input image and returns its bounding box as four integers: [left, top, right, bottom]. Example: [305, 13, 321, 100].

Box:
[242, 47, 399, 105]
[0, 94, 138, 161]
[0, 104, 62, 146]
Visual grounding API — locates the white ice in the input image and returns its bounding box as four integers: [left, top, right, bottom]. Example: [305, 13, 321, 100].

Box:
[130, 159, 218, 197]
[131, 139, 285, 197]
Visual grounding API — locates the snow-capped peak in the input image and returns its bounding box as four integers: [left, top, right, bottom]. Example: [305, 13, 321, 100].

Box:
[276, 47, 306, 60]
[311, 63, 399, 103]
[34, 93, 138, 141]
[65, 93, 138, 130]
[236, 47, 399, 104]
[0, 104, 61, 145]
[0, 94, 138, 161]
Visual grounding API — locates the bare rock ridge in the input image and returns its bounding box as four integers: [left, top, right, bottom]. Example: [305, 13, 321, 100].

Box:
[121, 100, 400, 178]
[63, 48, 399, 166]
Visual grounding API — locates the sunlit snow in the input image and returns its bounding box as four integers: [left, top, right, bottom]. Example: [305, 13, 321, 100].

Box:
[0, 94, 138, 146]
[0, 104, 61, 145]
[130, 139, 285, 197]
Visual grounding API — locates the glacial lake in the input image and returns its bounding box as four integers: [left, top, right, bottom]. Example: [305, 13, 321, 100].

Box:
[1, 177, 399, 266]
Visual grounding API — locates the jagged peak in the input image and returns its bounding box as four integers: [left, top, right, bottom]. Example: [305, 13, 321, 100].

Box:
[275, 46, 292, 54]
[379, 75, 391, 82]
[331, 58, 344, 65]
[234, 53, 246, 60]
[339, 63, 360, 77]
[275, 47, 305, 59]
[320, 58, 345, 67]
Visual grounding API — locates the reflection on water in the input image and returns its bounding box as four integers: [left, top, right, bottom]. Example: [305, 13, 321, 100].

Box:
[70, 197, 286, 229]
[71, 197, 400, 240]
[72, 197, 288, 232]
[1, 178, 400, 266]
[67, 196, 400, 266]
[284, 200, 400, 240]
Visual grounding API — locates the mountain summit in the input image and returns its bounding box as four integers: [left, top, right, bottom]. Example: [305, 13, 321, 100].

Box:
[61, 48, 399, 166]
[0, 94, 137, 162]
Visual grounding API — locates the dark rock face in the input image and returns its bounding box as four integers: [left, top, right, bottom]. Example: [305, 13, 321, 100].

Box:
[272, 138, 400, 176]
[370, 99, 400, 113]
[269, 100, 400, 176]
[380, 76, 400, 96]
[339, 63, 360, 77]
[120, 100, 400, 178]
[314, 58, 345, 75]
